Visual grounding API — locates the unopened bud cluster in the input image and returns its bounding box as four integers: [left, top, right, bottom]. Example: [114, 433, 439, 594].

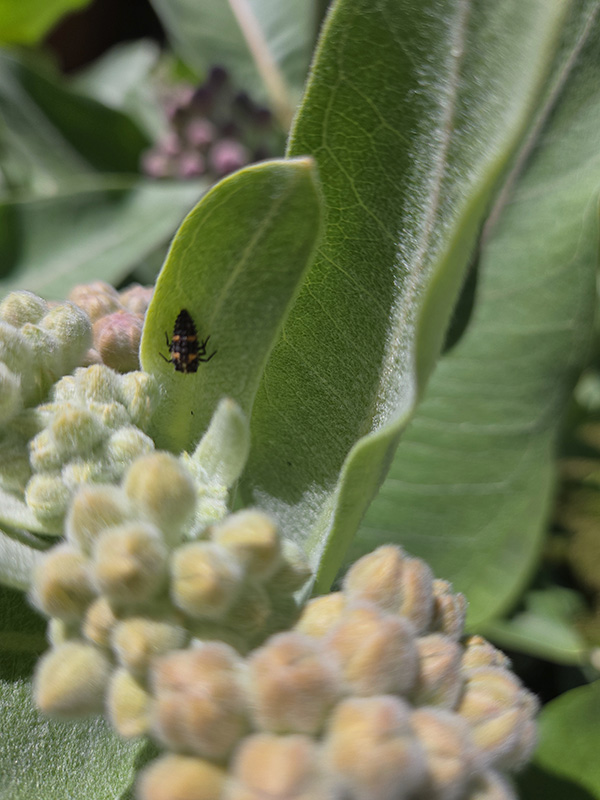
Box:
[68, 281, 153, 373]
[33, 517, 537, 800]
[25, 364, 158, 529]
[142, 66, 284, 182]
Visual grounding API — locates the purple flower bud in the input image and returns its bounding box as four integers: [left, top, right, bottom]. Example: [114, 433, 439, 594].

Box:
[209, 140, 249, 177]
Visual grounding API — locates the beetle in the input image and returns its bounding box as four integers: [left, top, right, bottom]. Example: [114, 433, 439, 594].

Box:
[160, 308, 216, 373]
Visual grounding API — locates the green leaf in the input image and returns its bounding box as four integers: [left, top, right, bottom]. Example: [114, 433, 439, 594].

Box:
[0, 678, 150, 800]
[241, 0, 574, 591]
[140, 158, 322, 453]
[350, 1, 600, 625]
[0, 51, 148, 193]
[480, 588, 591, 665]
[532, 682, 600, 798]
[0, 585, 46, 680]
[148, 0, 313, 107]
[0, 0, 92, 44]
[0, 179, 204, 299]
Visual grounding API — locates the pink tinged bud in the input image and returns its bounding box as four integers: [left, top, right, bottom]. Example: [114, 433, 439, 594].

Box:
[228, 733, 327, 800]
[431, 580, 467, 639]
[92, 523, 168, 604]
[170, 542, 244, 619]
[294, 592, 346, 638]
[141, 149, 173, 178]
[462, 636, 511, 673]
[327, 604, 418, 696]
[68, 282, 121, 323]
[324, 696, 428, 800]
[468, 770, 517, 800]
[413, 634, 463, 709]
[412, 708, 480, 800]
[209, 139, 249, 177]
[213, 509, 281, 580]
[107, 668, 152, 738]
[186, 119, 216, 148]
[247, 632, 341, 735]
[34, 641, 111, 718]
[178, 151, 206, 178]
[31, 545, 96, 621]
[93, 310, 143, 373]
[343, 545, 434, 633]
[137, 754, 227, 800]
[151, 643, 248, 759]
[119, 284, 154, 316]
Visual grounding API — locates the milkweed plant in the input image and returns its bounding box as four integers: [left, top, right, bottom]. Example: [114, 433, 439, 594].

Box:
[1, 1, 600, 799]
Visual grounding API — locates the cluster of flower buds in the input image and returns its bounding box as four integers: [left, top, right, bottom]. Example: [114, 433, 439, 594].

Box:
[141, 66, 284, 182]
[32, 498, 537, 800]
[68, 281, 153, 373]
[25, 364, 158, 530]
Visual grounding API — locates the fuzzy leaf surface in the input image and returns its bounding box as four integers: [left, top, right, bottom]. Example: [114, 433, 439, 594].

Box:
[242, 0, 573, 590]
[352, 1, 600, 625]
[141, 158, 322, 453]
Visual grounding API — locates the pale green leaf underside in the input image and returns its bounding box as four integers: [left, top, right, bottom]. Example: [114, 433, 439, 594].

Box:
[0, 180, 204, 300]
[242, 0, 573, 591]
[141, 158, 322, 454]
[0, 679, 148, 800]
[353, 1, 600, 625]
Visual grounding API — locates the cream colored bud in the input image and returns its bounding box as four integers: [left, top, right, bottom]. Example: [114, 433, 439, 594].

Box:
[413, 634, 463, 709]
[51, 375, 77, 404]
[136, 755, 226, 800]
[112, 617, 187, 676]
[93, 522, 168, 604]
[344, 546, 434, 633]
[0, 321, 34, 375]
[62, 457, 114, 490]
[327, 603, 418, 696]
[0, 363, 22, 423]
[119, 371, 158, 429]
[411, 708, 479, 800]
[34, 641, 111, 717]
[104, 426, 154, 465]
[462, 636, 510, 673]
[457, 667, 535, 723]
[266, 539, 312, 595]
[324, 696, 427, 800]
[107, 668, 152, 738]
[0, 290, 47, 326]
[69, 281, 121, 322]
[125, 453, 196, 538]
[50, 405, 106, 458]
[151, 643, 248, 758]
[29, 429, 62, 472]
[40, 301, 92, 349]
[88, 399, 130, 429]
[469, 707, 531, 770]
[431, 579, 468, 639]
[25, 473, 71, 526]
[171, 542, 244, 619]
[66, 485, 131, 553]
[119, 284, 153, 316]
[47, 618, 78, 646]
[31, 545, 95, 621]
[247, 632, 340, 735]
[228, 733, 326, 800]
[83, 596, 118, 648]
[75, 363, 121, 403]
[294, 592, 346, 638]
[93, 310, 143, 373]
[213, 510, 281, 580]
[468, 771, 517, 800]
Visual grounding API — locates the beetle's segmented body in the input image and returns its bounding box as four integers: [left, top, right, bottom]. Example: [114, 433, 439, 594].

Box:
[160, 308, 216, 373]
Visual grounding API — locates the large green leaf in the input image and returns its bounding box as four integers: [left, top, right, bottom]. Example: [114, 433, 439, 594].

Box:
[241, 0, 573, 591]
[0, 0, 92, 45]
[530, 682, 600, 798]
[0, 678, 150, 800]
[351, 0, 600, 625]
[140, 158, 322, 453]
[148, 0, 313, 107]
[0, 179, 204, 299]
[0, 51, 148, 194]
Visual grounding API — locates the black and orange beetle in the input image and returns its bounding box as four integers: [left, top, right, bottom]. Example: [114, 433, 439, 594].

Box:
[160, 308, 216, 373]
